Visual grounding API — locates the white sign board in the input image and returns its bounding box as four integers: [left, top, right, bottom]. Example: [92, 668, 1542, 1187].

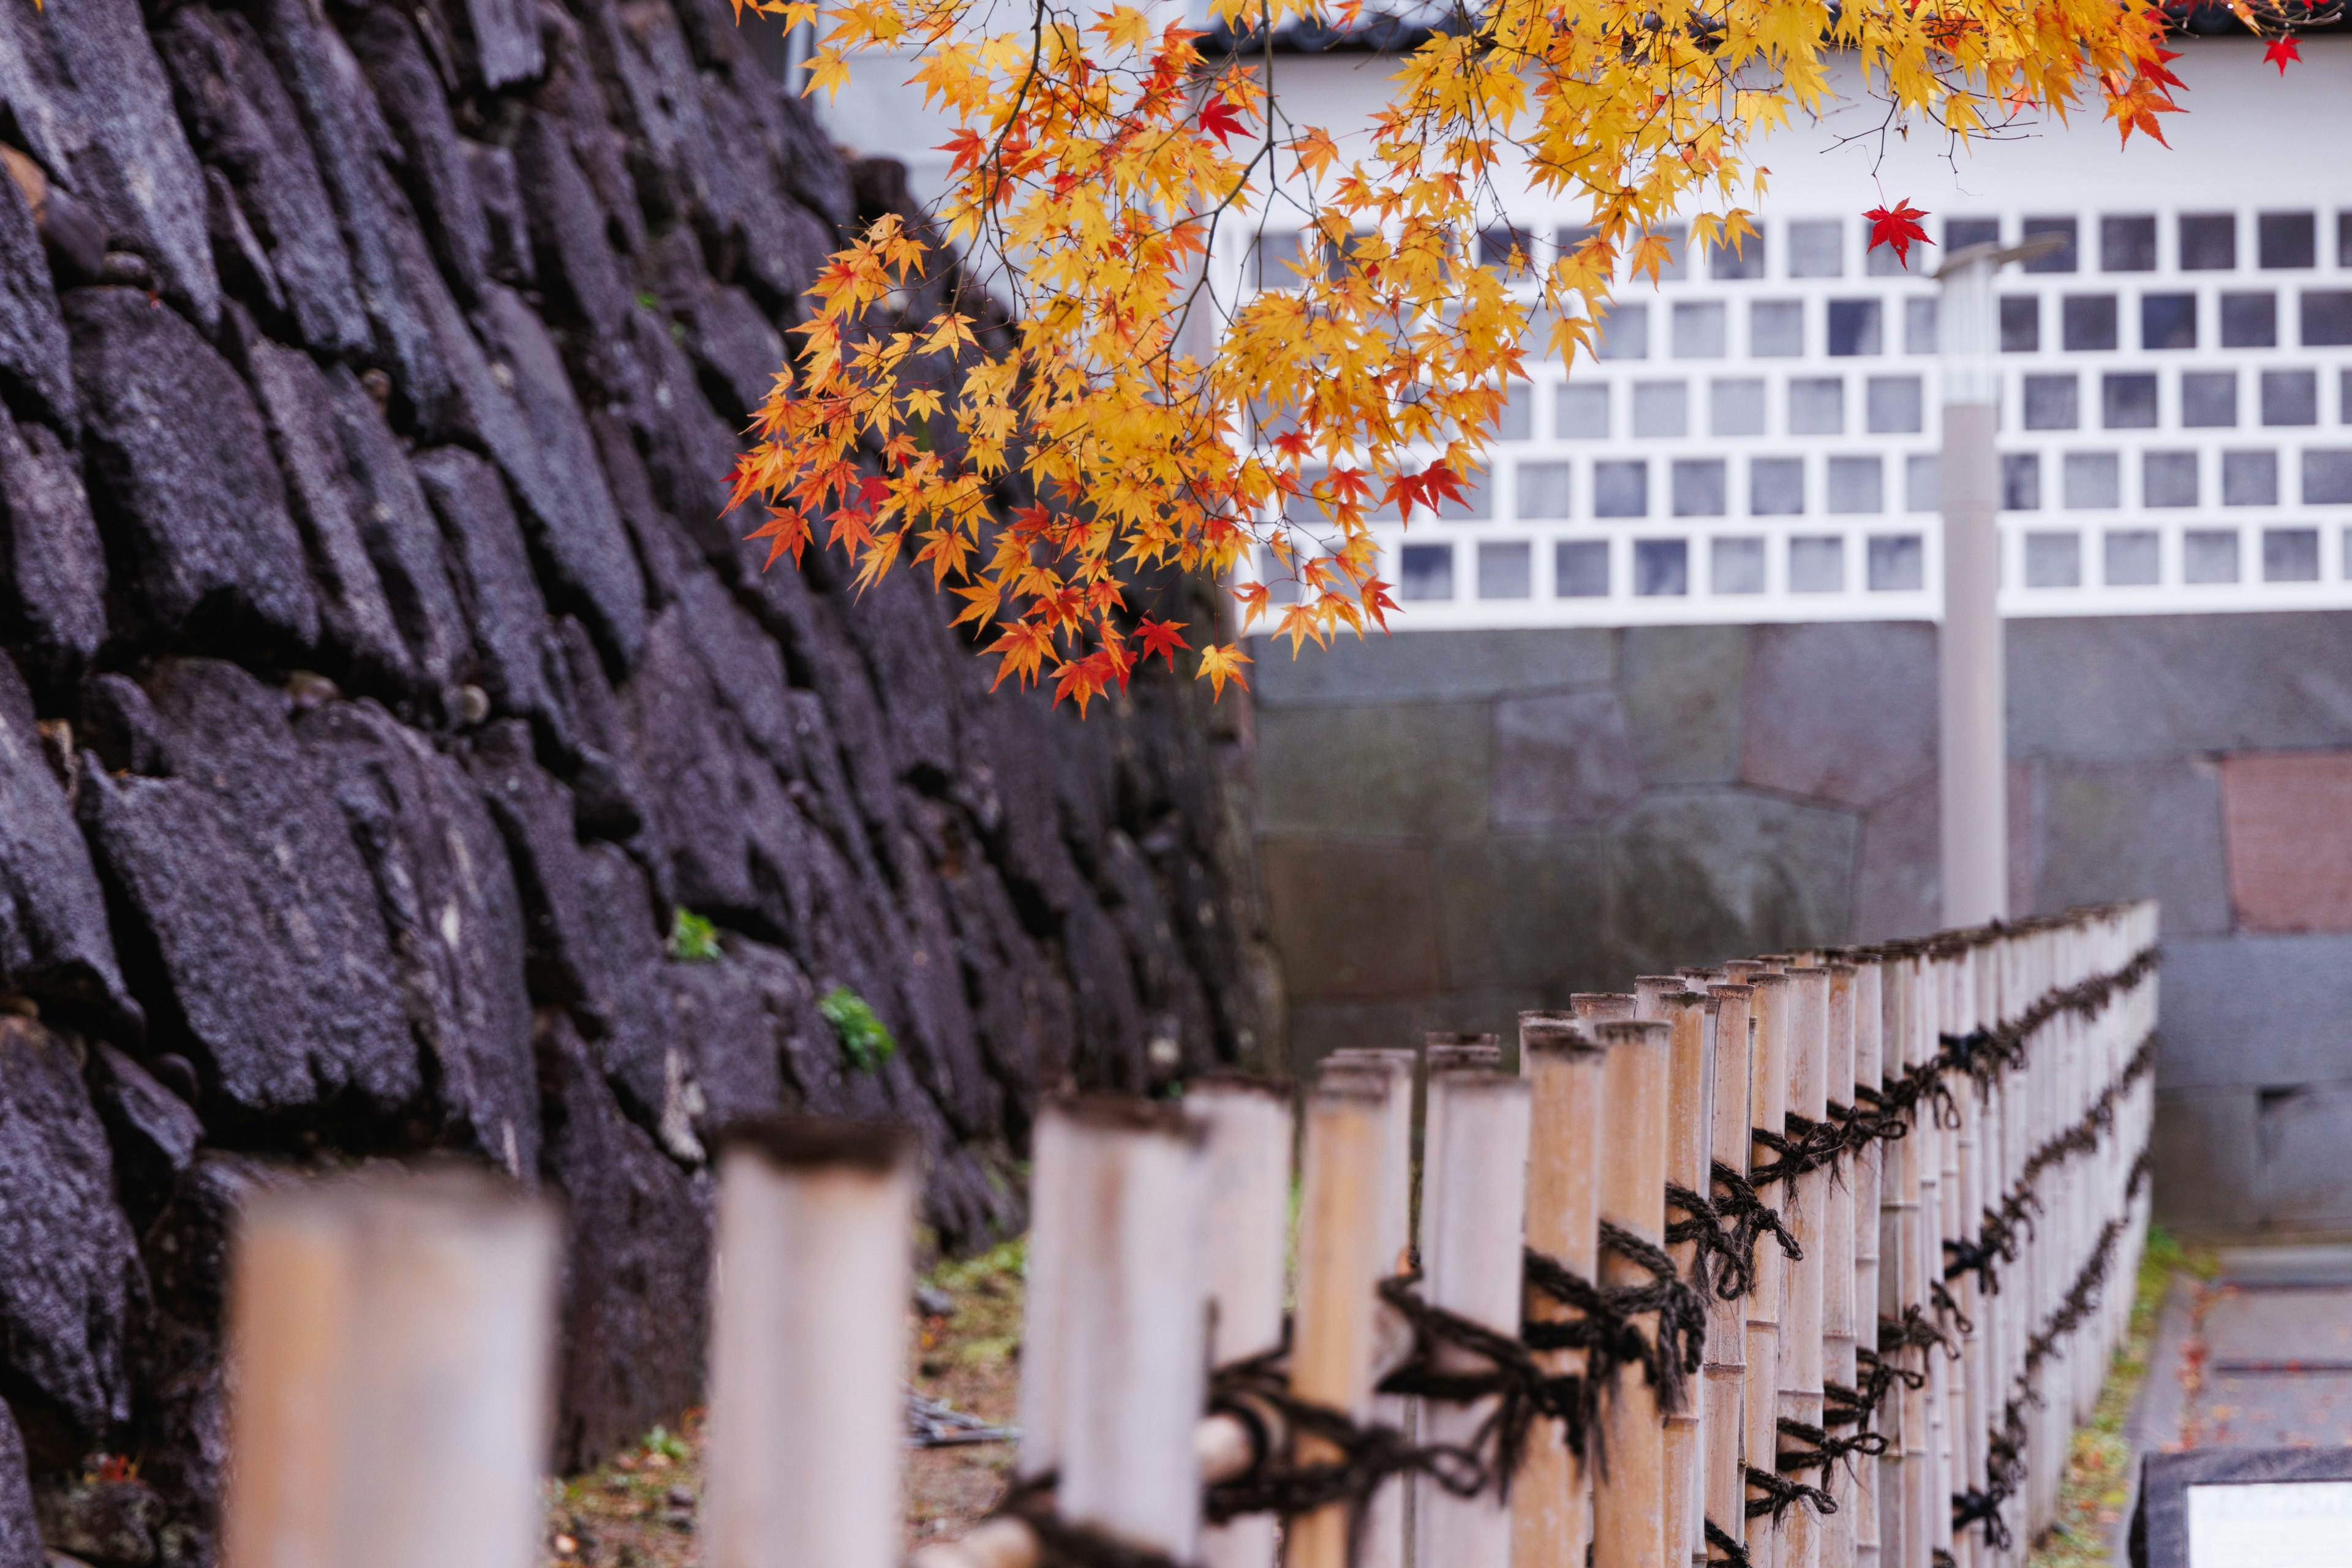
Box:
[2187, 1480, 2352, 1568]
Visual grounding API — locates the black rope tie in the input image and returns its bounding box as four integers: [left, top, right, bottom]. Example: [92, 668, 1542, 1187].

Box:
[1744, 1464, 1835, 1523]
[1677, 1160, 1801, 1303]
[1375, 1272, 1560, 1502]
[1776, 1416, 1890, 1478]
[1704, 1518, 1753, 1567]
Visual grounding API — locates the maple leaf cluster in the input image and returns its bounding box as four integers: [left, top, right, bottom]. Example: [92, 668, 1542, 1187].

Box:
[722, 0, 2196, 710]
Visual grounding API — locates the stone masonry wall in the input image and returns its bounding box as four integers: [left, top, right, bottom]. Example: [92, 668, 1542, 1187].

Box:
[1251, 612, 2352, 1241]
[0, 0, 1268, 1559]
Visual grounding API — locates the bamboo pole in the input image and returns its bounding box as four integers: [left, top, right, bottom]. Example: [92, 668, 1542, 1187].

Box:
[1187, 1080, 1296, 1568]
[1850, 956, 1887, 1568]
[1057, 1101, 1208, 1562]
[222, 1169, 559, 1568]
[1289, 1079, 1393, 1568]
[1517, 1014, 1605, 1568]
[1821, 963, 1859, 1568]
[1414, 1069, 1532, 1568]
[1593, 1019, 1673, 1568]
[1662, 990, 1714, 1568]
[1743, 972, 1791, 1568]
[1016, 1104, 1077, 1482]
[1700, 982, 1754, 1568]
[708, 1122, 918, 1568]
[1778, 965, 1831, 1568]
[1315, 1052, 1415, 1568]
[1573, 992, 1637, 1024]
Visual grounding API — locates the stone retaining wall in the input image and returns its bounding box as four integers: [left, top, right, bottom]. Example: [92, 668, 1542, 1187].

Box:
[1251, 612, 2352, 1240]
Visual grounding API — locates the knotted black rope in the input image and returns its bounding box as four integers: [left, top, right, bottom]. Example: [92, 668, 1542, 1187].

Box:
[1201, 1338, 1484, 1532]
[1704, 1518, 1753, 1567]
[1594, 1221, 1709, 1415]
[1675, 1160, 1801, 1302]
[1374, 1272, 1562, 1499]
[1929, 1280, 1974, 1336]
[1749, 1115, 1849, 1189]
[998, 1475, 1188, 1568]
[1950, 1486, 2015, 1551]
[1744, 1465, 1836, 1522]
[1942, 1234, 2002, 1293]
[1777, 1416, 1889, 1477]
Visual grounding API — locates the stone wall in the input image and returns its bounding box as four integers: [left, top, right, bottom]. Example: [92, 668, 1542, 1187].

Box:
[0, 0, 1267, 1558]
[1252, 612, 2352, 1240]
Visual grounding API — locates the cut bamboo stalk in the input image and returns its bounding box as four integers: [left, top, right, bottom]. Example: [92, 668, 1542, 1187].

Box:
[1821, 962, 1859, 1568]
[1320, 1049, 1417, 1568]
[1662, 990, 1714, 1568]
[1743, 972, 1791, 1568]
[1016, 1103, 1077, 1482]
[1188, 1080, 1297, 1568]
[708, 1121, 918, 1568]
[1593, 1019, 1673, 1568]
[222, 1169, 559, 1568]
[1057, 1100, 1208, 1562]
[1572, 992, 1637, 1023]
[1289, 1079, 1393, 1568]
[1851, 955, 1887, 1568]
[1516, 1014, 1605, 1568]
[1700, 983, 1755, 1568]
[1634, 976, 1683, 1020]
[1414, 1069, 1532, 1568]
[1778, 965, 1830, 1568]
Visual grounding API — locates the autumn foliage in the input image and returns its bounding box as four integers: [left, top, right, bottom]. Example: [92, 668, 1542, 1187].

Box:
[722, 0, 2243, 709]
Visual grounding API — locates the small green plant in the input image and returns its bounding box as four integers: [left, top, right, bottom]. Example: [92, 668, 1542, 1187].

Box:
[640, 1424, 691, 1463]
[820, 986, 895, 1071]
[667, 908, 720, 962]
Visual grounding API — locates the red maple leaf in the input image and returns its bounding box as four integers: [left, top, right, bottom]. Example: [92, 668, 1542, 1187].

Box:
[1864, 201, 1934, 268]
[2266, 34, 2300, 74]
[1134, 615, 1189, 671]
[1199, 97, 1250, 148]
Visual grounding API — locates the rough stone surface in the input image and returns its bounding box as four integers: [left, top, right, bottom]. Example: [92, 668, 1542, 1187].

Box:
[1256, 702, 1491, 839]
[1608, 789, 1858, 974]
[0, 5, 1265, 1553]
[64, 290, 318, 657]
[1740, 621, 1936, 808]
[1434, 832, 1608, 996]
[1618, 625, 1746, 785]
[0, 1016, 141, 1467]
[1260, 839, 1442, 1002]
[2030, 757, 2231, 937]
[2151, 1086, 2259, 1234]
[1490, 692, 1643, 825]
[2256, 1083, 2352, 1231]
[1251, 627, 1615, 707]
[2011, 612, 2352, 761]
[0, 652, 132, 1028]
[2220, 750, 2352, 933]
[0, 407, 106, 695]
[0, 1403, 33, 1568]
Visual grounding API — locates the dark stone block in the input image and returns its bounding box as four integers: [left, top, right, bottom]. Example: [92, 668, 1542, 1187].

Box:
[1606, 788, 1858, 974]
[767, 93, 854, 238]
[0, 167, 74, 432]
[1262, 837, 1442, 1003]
[298, 699, 541, 1176]
[472, 286, 649, 673]
[525, 0, 644, 257]
[412, 446, 557, 733]
[648, 228, 785, 421]
[2029, 757, 2229, 937]
[0, 652, 134, 1029]
[1098, 827, 1216, 1080]
[87, 1044, 203, 1224]
[344, 7, 491, 304]
[464, 140, 533, 286]
[1490, 691, 1643, 826]
[318, 368, 476, 711]
[0, 1015, 140, 1464]
[156, 6, 371, 355]
[0, 0, 219, 324]
[2154, 935, 2352, 1089]
[541, 614, 651, 843]
[2151, 1085, 2258, 1234]
[1852, 773, 1939, 943]
[235, 329, 413, 692]
[512, 111, 628, 335]
[1256, 702, 1490, 839]
[1433, 831, 1610, 997]
[0, 1401, 36, 1568]
[585, 304, 744, 573]
[1250, 627, 1615, 707]
[1739, 621, 1936, 809]
[2011, 612, 2352, 761]
[418, 0, 545, 90]
[1618, 625, 1746, 785]
[80, 660, 420, 1121]
[0, 405, 107, 699]
[1286, 987, 1546, 1078]
[536, 1010, 709, 1472]
[2256, 1081, 2352, 1232]
[64, 288, 319, 657]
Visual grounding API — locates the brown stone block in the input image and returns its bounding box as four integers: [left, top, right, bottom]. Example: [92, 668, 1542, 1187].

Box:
[2222, 750, 2352, 933]
[1738, 622, 1936, 808]
[1490, 691, 1642, 825]
[1260, 837, 1444, 1003]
